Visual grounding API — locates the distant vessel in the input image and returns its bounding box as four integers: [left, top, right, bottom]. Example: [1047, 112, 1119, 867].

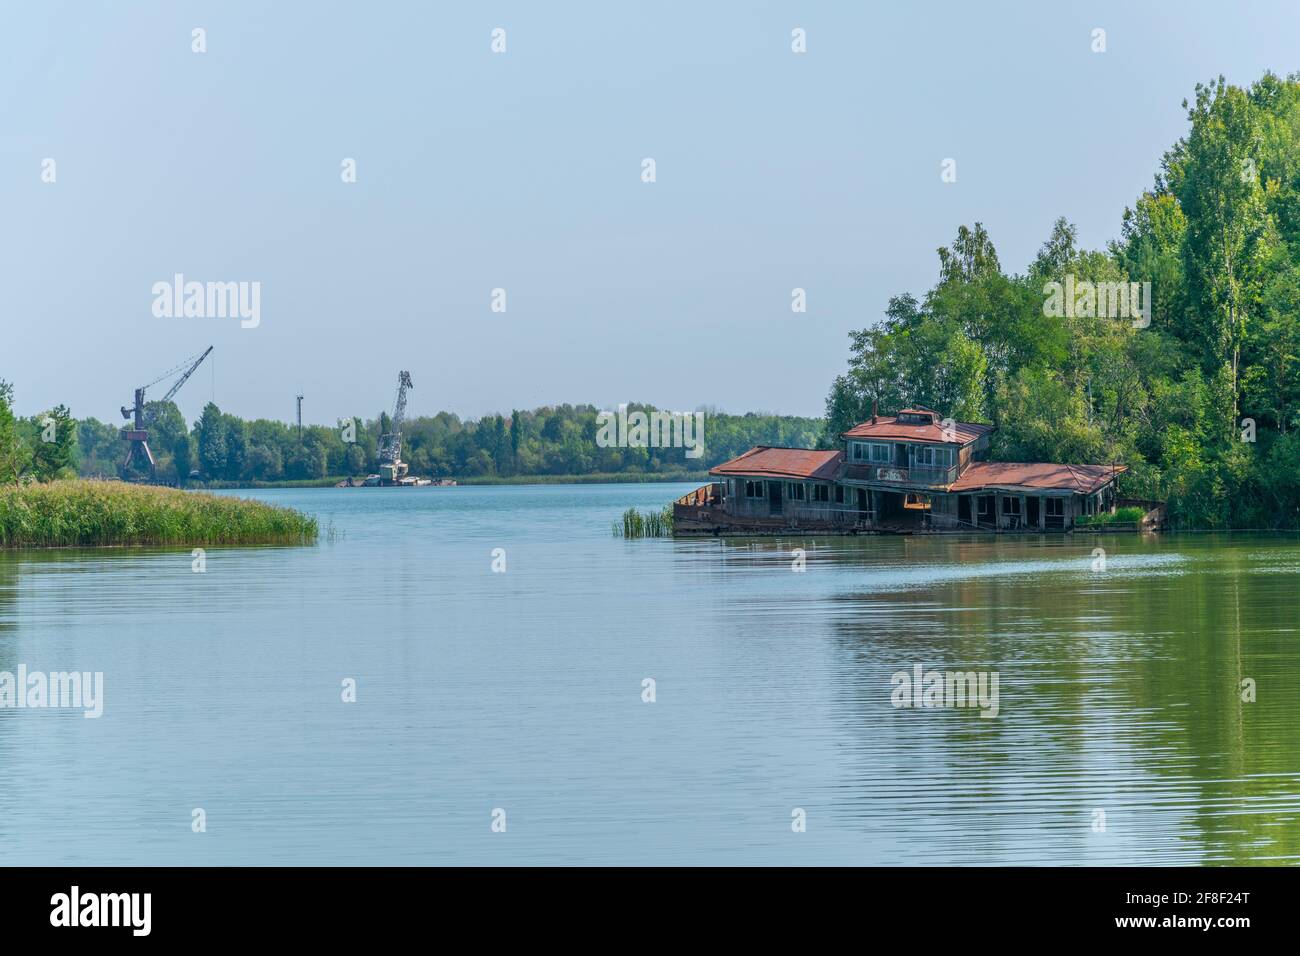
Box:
[334, 475, 455, 488]
[363, 474, 433, 487]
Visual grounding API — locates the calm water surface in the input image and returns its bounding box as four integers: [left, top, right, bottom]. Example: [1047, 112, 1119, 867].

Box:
[1, 483, 1298, 865]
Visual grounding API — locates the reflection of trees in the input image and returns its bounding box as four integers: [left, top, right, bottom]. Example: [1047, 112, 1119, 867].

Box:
[818, 533, 1299, 864]
[0, 552, 15, 678]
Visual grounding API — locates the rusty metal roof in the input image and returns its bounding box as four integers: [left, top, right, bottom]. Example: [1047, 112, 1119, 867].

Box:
[709, 446, 844, 481]
[949, 461, 1126, 494]
[842, 416, 993, 445]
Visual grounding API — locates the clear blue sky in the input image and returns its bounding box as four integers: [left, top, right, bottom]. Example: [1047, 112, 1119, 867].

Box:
[4, 1, 1299, 424]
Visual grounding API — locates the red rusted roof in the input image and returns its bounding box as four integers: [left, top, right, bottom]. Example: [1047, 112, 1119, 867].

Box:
[710, 446, 843, 481]
[842, 415, 993, 444]
[949, 461, 1126, 494]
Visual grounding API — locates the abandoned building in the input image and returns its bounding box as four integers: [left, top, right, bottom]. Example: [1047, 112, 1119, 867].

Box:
[673, 407, 1137, 534]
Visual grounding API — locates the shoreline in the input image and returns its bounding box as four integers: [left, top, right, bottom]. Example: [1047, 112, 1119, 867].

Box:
[196, 472, 709, 490]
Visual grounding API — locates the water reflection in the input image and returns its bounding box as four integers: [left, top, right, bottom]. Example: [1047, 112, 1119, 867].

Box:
[0, 488, 1297, 865]
[801, 533, 1300, 864]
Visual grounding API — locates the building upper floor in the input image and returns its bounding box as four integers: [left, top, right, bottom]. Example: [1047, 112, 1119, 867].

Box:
[840, 407, 994, 487]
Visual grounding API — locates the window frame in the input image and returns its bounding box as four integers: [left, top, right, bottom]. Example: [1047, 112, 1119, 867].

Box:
[913, 445, 952, 468]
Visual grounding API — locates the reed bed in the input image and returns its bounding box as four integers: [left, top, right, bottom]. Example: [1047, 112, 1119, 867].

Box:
[613, 505, 674, 539]
[0, 480, 318, 548]
[1075, 506, 1146, 527]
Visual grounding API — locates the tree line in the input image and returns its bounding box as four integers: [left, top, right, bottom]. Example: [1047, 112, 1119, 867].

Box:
[0, 388, 820, 485]
[824, 72, 1300, 529]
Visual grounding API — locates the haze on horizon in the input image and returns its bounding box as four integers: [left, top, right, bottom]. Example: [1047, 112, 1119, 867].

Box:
[4, 1, 1299, 427]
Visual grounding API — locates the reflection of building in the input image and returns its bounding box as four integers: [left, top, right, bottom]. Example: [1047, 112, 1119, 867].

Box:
[674, 407, 1134, 534]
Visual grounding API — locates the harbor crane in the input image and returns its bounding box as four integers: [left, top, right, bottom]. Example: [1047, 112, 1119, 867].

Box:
[121, 346, 213, 476]
[377, 370, 413, 484]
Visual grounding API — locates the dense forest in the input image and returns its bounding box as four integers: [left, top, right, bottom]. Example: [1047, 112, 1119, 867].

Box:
[825, 73, 1300, 529]
[0, 386, 819, 485]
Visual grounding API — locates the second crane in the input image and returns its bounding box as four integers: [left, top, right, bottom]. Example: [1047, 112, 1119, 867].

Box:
[367, 370, 431, 486]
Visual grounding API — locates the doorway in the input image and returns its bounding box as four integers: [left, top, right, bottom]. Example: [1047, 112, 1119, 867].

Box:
[878, 490, 923, 528]
[768, 481, 782, 516]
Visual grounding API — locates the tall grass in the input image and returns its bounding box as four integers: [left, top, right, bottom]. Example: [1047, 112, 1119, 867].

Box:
[1075, 506, 1147, 527]
[613, 505, 674, 539]
[0, 480, 318, 548]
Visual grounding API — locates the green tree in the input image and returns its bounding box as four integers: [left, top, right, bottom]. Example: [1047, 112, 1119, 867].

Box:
[1177, 76, 1273, 414]
[195, 403, 228, 479]
[173, 434, 193, 485]
[0, 380, 29, 484]
[509, 409, 521, 473]
[30, 404, 77, 480]
[246, 444, 283, 481]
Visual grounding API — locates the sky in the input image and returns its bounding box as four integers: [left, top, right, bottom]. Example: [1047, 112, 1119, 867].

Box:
[3, 1, 1300, 426]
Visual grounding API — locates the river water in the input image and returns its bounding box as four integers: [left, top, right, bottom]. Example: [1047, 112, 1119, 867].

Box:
[1, 483, 1297, 864]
